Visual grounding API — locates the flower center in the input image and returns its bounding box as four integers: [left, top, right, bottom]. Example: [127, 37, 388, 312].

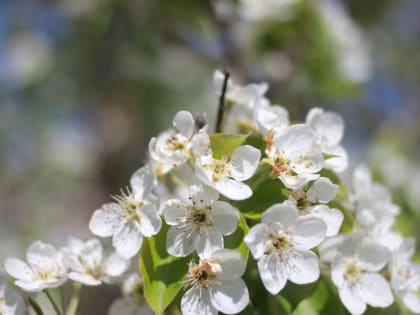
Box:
[288, 190, 311, 213]
[262, 153, 291, 179]
[187, 206, 213, 231]
[186, 260, 220, 288]
[204, 156, 231, 182]
[112, 189, 143, 223]
[265, 232, 292, 260]
[343, 260, 361, 283]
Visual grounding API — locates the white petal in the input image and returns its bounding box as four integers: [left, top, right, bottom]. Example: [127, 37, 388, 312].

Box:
[324, 145, 348, 172]
[190, 185, 219, 207]
[213, 70, 232, 96]
[356, 243, 389, 272]
[358, 273, 393, 308]
[262, 201, 298, 229]
[181, 287, 217, 315]
[163, 200, 188, 225]
[210, 249, 246, 280]
[215, 179, 252, 201]
[138, 204, 162, 237]
[230, 145, 261, 181]
[112, 223, 143, 259]
[307, 177, 338, 203]
[290, 144, 324, 175]
[68, 272, 101, 286]
[257, 254, 287, 295]
[210, 279, 249, 314]
[4, 258, 33, 282]
[279, 173, 320, 190]
[173, 111, 195, 139]
[89, 205, 121, 237]
[402, 292, 420, 313]
[104, 252, 129, 277]
[80, 238, 103, 267]
[244, 224, 270, 259]
[191, 130, 212, 158]
[275, 124, 316, 161]
[211, 201, 239, 235]
[13, 280, 45, 292]
[311, 205, 343, 237]
[331, 257, 346, 288]
[26, 241, 58, 267]
[338, 284, 366, 315]
[291, 217, 327, 249]
[166, 226, 198, 257]
[130, 165, 155, 201]
[307, 109, 344, 147]
[287, 249, 320, 284]
[196, 227, 224, 258]
[254, 106, 289, 135]
[228, 85, 261, 105]
[398, 237, 416, 262]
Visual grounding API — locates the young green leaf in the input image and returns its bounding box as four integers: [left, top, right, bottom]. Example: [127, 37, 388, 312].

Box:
[209, 133, 249, 159]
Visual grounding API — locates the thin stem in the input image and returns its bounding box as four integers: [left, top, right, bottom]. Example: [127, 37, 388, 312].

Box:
[215, 69, 230, 133]
[27, 295, 44, 315]
[79, 286, 93, 315]
[60, 286, 66, 314]
[65, 282, 81, 315]
[45, 289, 63, 315]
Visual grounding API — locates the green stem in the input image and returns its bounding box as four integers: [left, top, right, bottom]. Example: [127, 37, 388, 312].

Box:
[79, 286, 93, 315]
[27, 295, 44, 315]
[65, 282, 81, 315]
[45, 289, 63, 315]
[60, 286, 66, 314]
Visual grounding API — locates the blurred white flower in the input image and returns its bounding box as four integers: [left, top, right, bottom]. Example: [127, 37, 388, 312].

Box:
[193, 131, 261, 200]
[4, 33, 52, 85]
[4, 241, 67, 292]
[0, 272, 25, 315]
[306, 108, 348, 172]
[239, 0, 298, 22]
[89, 165, 162, 259]
[181, 249, 249, 315]
[62, 237, 129, 286]
[262, 124, 323, 190]
[163, 184, 239, 257]
[244, 201, 326, 294]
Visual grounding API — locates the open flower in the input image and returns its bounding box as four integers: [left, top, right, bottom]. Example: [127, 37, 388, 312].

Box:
[262, 124, 323, 190]
[181, 248, 249, 315]
[331, 241, 393, 315]
[253, 105, 289, 136]
[306, 108, 348, 172]
[244, 201, 327, 294]
[193, 131, 260, 200]
[287, 177, 343, 236]
[89, 165, 162, 259]
[149, 111, 200, 175]
[4, 241, 67, 292]
[62, 237, 129, 286]
[0, 273, 25, 315]
[389, 238, 420, 314]
[163, 184, 239, 257]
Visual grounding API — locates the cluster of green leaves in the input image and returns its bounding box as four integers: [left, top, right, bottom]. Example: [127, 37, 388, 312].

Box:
[139, 133, 354, 315]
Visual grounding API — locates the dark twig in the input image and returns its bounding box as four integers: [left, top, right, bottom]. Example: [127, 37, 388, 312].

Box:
[215, 70, 230, 133]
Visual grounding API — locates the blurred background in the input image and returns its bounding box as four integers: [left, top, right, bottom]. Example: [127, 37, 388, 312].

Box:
[0, 0, 419, 311]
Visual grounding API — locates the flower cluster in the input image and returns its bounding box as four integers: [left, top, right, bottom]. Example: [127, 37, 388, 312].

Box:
[1, 70, 419, 315]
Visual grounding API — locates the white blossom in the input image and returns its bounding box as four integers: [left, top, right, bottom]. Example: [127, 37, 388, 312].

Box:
[148, 111, 199, 175]
[0, 273, 25, 315]
[244, 201, 327, 294]
[254, 105, 289, 136]
[306, 108, 348, 172]
[62, 237, 129, 286]
[193, 131, 260, 200]
[163, 184, 239, 257]
[181, 249, 249, 315]
[262, 124, 323, 190]
[89, 165, 162, 259]
[331, 240, 393, 315]
[4, 241, 67, 292]
[288, 177, 343, 236]
[389, 238, 420, 314]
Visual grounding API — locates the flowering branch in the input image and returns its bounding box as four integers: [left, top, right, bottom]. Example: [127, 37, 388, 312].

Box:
[215, 69, 230, 133]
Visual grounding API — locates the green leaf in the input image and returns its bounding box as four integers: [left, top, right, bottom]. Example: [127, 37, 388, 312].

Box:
[281, 281, 317, 311]
[139, 223, 190, 315]
[233, 164, 287, 219]
[293, 281, 329, 315]
[224, 214, 249, 260]
[209, 133, 249, 159]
